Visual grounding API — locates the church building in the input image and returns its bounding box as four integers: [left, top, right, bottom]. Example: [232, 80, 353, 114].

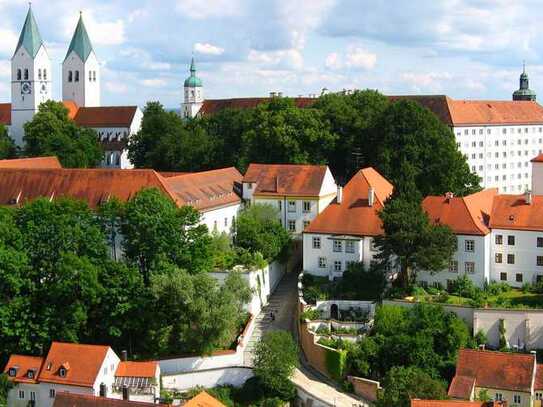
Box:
[2, 5, 142, 169]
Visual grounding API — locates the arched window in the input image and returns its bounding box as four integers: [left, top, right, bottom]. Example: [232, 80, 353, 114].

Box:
[92, 71, 96, 81]
[75, 71, 79, 82]
[106, 153, 111, 166]
[24, 69, 28, 80]
[68, 71, 73, 82]
[43, 69, 47, 80]
[17, 69, 21, 80]
[38, 69, 42, 80]
[89, 71, 92, 81]
[115, 153, 121, 166]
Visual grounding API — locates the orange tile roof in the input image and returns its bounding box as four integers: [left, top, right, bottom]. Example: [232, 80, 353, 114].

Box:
[423, 189, 497, 236]
[489, 194, 543, 232]
[532, 153, 543, 163]
[115, 361, 157, 378]
[165, 167, 242, 211]
[305, 167, 393, 237]
[53, 392, 168, 407]
[3, 355, 44, 384]
[243, 163, 329, 197]
[63, 100, 79, 120]
[0, 168, 180, 209]
[199, 97, 317, 115]
[535, 364, 543, 390]
[184, 391, 226, 407]
[38, 342, 111, 388]
[447, 99, 543, 126]
[450, 349, 536, 397]
[0, 103, 10, 125]
[411, 401, 490, 407]
[74, 106, 138, 128]
[0, 156, 62, 169]
[448, 375, 476, 399]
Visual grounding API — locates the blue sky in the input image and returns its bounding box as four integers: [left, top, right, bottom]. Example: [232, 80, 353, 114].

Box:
[0, 0, 540, 108]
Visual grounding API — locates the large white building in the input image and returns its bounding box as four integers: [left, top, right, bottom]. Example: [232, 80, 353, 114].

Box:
[1, 6, 141, 169]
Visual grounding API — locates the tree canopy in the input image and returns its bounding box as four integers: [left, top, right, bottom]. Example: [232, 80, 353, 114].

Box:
[23, 101, 103, 168]
[0, 125, 16, 159]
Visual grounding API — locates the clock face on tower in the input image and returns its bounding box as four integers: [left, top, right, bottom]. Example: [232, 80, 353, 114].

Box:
[21, 81, 31, 95]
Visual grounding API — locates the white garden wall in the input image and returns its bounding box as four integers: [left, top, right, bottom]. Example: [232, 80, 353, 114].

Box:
[162, 367, 254, 391]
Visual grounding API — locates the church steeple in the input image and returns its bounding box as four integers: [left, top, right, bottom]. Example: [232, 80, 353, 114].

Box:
[65, 12, 94, 62]
[182, 57, 204, 119]
[14, 4, 44, 58]
[513, 62, 536, 101]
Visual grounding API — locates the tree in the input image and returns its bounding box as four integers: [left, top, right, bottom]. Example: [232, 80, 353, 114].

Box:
[0, 373, 12, 407]
[376, 366, 447, 407]
[374, 195, 457, 287]
[23, 100, 103, 168]
[254, 330, 299, 400]
[0, 125, 16, 159]
[235, 204, 291, 262]
[367, 99, 480, 197]
[339, 262, 387, 300]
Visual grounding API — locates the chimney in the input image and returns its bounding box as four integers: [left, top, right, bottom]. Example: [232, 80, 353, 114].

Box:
[445, 191, 454, 202]
[337, 186, 343, 204]
[121, 350, 128, 361]
[122, 386, 129, 401]
[531, 350, 537, 355]
[525, 190, 533, 205]
[368, 187, 375, 207]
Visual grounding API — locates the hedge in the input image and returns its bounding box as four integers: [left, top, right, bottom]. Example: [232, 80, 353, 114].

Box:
[325, 347, 348, 380]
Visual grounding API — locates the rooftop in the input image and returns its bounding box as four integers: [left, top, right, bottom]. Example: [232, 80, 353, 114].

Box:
[115, 361, 158, 378]
[0, 156, 61, 169]
[489, 193, 543, 232]
[3, 355, 44, 384]
[184, 391, 227, 407]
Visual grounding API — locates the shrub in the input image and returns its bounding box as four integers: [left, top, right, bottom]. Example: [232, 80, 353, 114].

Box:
[325, 347, 348, 380]
[485, 281, 511, 296]
[300, 308, 321, 321]
[316, 324, 331, 335]
[449, 275, 480, 299]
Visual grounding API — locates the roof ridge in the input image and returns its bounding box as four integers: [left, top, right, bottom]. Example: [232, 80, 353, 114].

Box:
[460, 195, 487, 235]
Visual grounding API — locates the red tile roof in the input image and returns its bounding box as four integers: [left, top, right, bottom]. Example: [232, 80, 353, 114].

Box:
[535, 364, 543, 390]
[74, 106, 138, 128]
[423, 189, 497, 236]
[63, 100, 79, 120]
[199, 97, 317, 115]
[184, 391, 226, 407]
[304, 167, 393, 237]
[53, 392, 168, 407]
[38, 342, 111, 388]
[243, 163, 329, 197]
[447, 99, 543, 126]
[532, 153, 543, 163]
[0, 103, 10, 125]
[448, 375, 476, 399]
[115, 361, 157, 378]
[449, 349, 536, 398]
[164, 167, 241, 211]
[489, 194, 543, 232]
[411, 401, 494, 407]
[0, 156, 62, 169]
[3, 355, 44, 384]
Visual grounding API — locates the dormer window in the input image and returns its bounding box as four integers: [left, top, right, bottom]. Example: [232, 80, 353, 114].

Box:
[59, 367, 66, 377]
[27, 370, 34, 379]
[8, 367, 17, 377]
[46, 362, 52, 371]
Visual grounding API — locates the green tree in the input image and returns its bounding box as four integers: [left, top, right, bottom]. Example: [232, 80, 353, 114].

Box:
[0, 124, 16, 159]
[0, 373, 12, 407]
[367, 99, 480, 197]
[375, 366, 447, 407]
[253, 330, 299, 400]
[235, 204, 291, 262]
[23, 100, 102, 168]
[374, 195, 457, 287]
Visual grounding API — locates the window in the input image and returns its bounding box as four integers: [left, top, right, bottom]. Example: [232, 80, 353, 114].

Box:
[50, 389, 55, 398]
[465, 240, 474, 252]
[75, 70, 80, 82]
[30, 391, 36, 401]
[277, 200, 281, 211]
[224, 217, 228, 227]
[500, 272, 507, 281]
[17, 69, 21, 80]
[537, 256, 543, 266]
[59, 367, 66, 377]
[333, 240, 343, 252]
[495, 234, 503, 245]
[334, 261, 342, 272]
[24, 69, 28, 80]
[516, 273, 523, 283]
[38, 69, 42, 79]
[103, 367, 108, 375]
[27, 370, 34, 379]
[43, 69, 47, 80]
[536, 392, 543, 401]
[18, 390, 24, 399]
[513, 395, 521, 404]
[288, 201, 296, 213]
[303, 201, 311, 213]
[449, 260, 458, 273]
[288, 220, 296, 232]
[346, 241, 355, 253]
[303, 220, 310, 229]
[68, 70, 73, 82]
[89, 70, 93, 81]
[318, 257, 327, 268]
[508, 235, 515, 245]
[465, 262, 475, 274]
[537, 237, 543, 248]
[312, 237, 321, 249]
[92, 71, 96, 81]
[495, 253, 503, 264]
[213, 220, 217, 231]
[507, 254, 515, 264]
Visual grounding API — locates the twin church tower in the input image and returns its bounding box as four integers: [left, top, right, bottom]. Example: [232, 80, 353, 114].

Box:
[11, 6, 100, 145]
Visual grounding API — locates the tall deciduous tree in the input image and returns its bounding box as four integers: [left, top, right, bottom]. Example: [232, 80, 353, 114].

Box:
[0, 124, 16, 159]
[23, 101, 103, 168]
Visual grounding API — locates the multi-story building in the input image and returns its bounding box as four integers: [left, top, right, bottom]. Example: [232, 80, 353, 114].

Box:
[302, 167, 393, 279]
[242, 163, 337, 237]
[449, 348, 543, 407]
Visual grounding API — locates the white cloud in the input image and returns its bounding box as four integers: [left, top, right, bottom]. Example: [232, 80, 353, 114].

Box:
[63, 11, 125, 46]
[0, 28, 17, 56]
[248, 49, 303, 70]
[105, 81, 128, 94]
[127, 9, 148, 23]
[0, 60, 10, 78]
[194, 42, 224, 56]
[345, 47, 377, 70]
[176, 0, 244, 19]
[325, 52, 342, 70]
[119, 48, 171, 71]
[140, 78, 167, 88]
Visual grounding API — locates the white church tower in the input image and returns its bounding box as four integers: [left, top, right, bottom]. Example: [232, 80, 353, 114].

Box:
[11, 4, 52, 146]
[182, 58, 203, 119]
[63, 12, 100, 107]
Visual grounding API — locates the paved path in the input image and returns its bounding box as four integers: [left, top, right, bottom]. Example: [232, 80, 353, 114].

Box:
[243, 271, 363, 406]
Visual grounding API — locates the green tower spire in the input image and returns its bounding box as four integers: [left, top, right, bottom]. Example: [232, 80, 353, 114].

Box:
[14, 4, 44, 58]
[65, 12, 94, 62]
[184, 57, 203, 87]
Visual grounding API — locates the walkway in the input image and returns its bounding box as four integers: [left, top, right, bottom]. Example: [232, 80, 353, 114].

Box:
[243, 271, 363, 406]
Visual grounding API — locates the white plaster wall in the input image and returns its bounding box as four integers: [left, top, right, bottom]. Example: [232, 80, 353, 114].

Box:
[162, 367, 253, 392]
[92, 347, 120, 396]
[254, 197, 320, 236]
[319, 168, 338, 198]
[490, 229, 543, 287]
[62, 51, 100, 107]
[533, 162, 543, 195]
[201, 203, 241, 235]
[158, 348, 243, 376]
[7, 383, 41, 407]
[38, 383, 94, 407]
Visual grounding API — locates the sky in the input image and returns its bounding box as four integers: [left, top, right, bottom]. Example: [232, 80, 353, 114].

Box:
[0, 0, 541, 108]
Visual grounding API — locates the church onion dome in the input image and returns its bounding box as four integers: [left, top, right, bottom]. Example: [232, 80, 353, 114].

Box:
[184, 58, 203, 87]
[65, 13, 94, 62]
[14, 5, 44, 58]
